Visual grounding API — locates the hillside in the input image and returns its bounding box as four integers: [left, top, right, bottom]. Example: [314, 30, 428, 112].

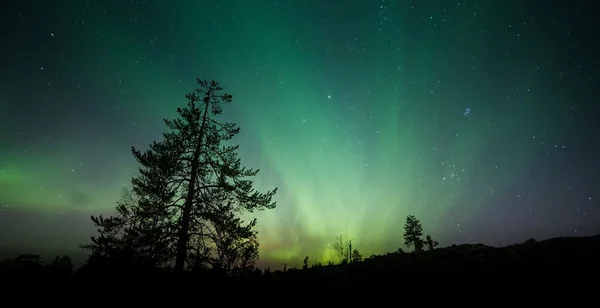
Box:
[244, 234, 600, 290]
[2, 234, 599, 293]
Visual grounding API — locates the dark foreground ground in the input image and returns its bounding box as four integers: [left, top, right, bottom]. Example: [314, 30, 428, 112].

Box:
[2, 234, 599, 298]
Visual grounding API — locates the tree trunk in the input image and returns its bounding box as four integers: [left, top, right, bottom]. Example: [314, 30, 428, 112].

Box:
[174, 91, 212, 272]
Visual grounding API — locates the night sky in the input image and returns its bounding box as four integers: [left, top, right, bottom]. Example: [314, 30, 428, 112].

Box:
[1, 0, 599, 268]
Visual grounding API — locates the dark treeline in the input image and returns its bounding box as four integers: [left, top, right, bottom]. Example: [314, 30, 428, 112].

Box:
[2, 79, 599, 293]
[3, 234, 600, 292]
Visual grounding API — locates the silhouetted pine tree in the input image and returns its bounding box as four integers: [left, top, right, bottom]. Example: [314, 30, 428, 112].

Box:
[403, 215, 424, 252]
[425, 235, 439, 251]
[83, 79, 277, 273]
[351, 249, 363, 263]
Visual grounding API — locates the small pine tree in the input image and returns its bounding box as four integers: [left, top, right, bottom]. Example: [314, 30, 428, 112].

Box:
[351, 249, 363, 263]
[303, 256, 309, 269]
[403, 215, 424, 252]
[425, 235, 439, 251]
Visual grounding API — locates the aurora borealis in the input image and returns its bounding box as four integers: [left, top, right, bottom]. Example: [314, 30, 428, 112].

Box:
[1, 0, 599, 268]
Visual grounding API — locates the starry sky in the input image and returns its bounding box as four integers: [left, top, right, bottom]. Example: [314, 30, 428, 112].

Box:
[1, 0, 599, 268]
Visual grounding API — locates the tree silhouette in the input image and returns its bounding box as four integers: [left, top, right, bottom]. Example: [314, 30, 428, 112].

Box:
[403, 215, 424, 252]
[49, 255, 73, 276]
[332, 236, 361, 263]
[81, 188, 173, 271]
[333, 235, 353, 264]
[425, 235, 439, 251]
[8, 254, 44, 274]
[83, 79, 277, 273]
[351, 249, 363, 263]
[303, 256, 309, 269]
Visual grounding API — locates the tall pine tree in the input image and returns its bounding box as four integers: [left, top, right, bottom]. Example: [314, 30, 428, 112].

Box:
[83, 79, 277, 273]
